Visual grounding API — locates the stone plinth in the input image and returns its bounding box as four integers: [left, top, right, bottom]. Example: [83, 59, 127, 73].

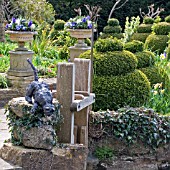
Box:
[69, 46, 91, 62]
[0, 143, 88, 170]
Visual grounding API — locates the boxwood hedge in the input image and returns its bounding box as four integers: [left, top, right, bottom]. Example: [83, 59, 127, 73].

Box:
[124, 40, 144, 53]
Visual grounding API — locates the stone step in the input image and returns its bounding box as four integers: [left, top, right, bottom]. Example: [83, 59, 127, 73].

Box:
[0, 158, 22, 170]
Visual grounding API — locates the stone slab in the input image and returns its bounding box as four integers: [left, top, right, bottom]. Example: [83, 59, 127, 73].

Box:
[0, 158, 22, 170]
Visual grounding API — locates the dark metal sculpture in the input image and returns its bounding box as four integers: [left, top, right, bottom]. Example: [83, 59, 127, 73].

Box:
[25, 58, 55, 116]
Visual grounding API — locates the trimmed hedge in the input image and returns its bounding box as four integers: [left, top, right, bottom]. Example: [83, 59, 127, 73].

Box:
[100, 33, 123, 39]
[124, 40, 144, 53]
[140, 66, 168, 87]
[103, 25, 122, 33]
[144, 34, 169, 54]
[94, 38, 123, 52]
[143, 17, 154, 24]
[93, 70, 150, 111]
[135, 51, 155, 68]
[152, 22, 170, 35]
[54, 19, 66, 30]
[107, 18, 119, 26]
[165, 15, 170, 23]
[137, 24, 152, 33]
[130, 33, 150, 43]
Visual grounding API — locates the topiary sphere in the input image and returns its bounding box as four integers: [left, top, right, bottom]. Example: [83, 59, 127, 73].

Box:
[140, 66, 168, 87]
[152, 22, 170, 35]
[94, 38, 123, 52]
[124, 40, 144, 53]
[100, 33, 124, 39]
[144, 34, 169, 54]
[54, 19, 66, 30]
[143, 17, 154, 24]
[107, 18, 119, 26]
[130, 33, 150, 43]
[103, 25, 122, 34]
[93, 70, 150, 111]
[137, 24, 152, 33]
[135, 51, 155, 68]
[165, 15, 170, 23]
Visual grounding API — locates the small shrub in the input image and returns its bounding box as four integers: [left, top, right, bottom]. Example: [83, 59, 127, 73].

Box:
[130, 33, 150, 43]
[103, 25, 122, 34]
[58, 45, 69, 60]
[135, 51, 155, 68]
[143, 17, 154, 24]
[0, 74, 10, 88]
[137, 24, 152, 33]
[94, 38, 123, 52]
[144, 34, 169, 54]
[165, 15, 170, 23]
[53, 19, 66, 30]
[95, 146, 113, 160]
[124, 40, 144, 53]
[152, 22, 170, 35]
[100, 33, 123, 39]
[107, 18, 119, 26]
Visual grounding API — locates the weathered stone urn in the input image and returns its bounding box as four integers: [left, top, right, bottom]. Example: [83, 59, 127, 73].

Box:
[6, 31, 37, 94]
[67, 29, 92, 61]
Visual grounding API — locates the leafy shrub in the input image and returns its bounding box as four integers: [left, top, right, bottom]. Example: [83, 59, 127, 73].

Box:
[93, 70, 150, 111]
[107, 18, 119, 26]
[143, 17, 154, 24]
[95, 146, 113, 160]
[124, 40, 144, 53]
[152, 22, 170, 35]
[100, 33, 123, 39]
[53, 19, 66, 30]
[103, 25, 122, 34]
[0, 74, 11, 88]
[165, 15, 170, 23]
[144, 34, 169, 54]
[58, 45, 69, 60]
[140, 66, 168, 87]
[135, 51, 155, 68]
[94, 38, 123, 52]
[90, 107, 170, 148]
[130, 33, 150, 43]
[137, 24, 152, 33]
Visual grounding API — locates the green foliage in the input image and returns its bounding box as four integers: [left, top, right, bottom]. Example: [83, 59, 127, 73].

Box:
[100, 33, 123, 39]
[140, 66, 168, 87]
[143, 17, 154, 24]
[53, 19, 66, 30]
[130, 33, 150, 43]
[0, 74, 11, 88]
[135, 51, 155, 68]
[95, 146, 113, 160]
[0, 42, 17, 56]
[124, 40, 144, 53]
[166, 44, 170, 59]
[123, 16, 140, 43]
[137, 24, 152, 33]
[165, 15, 170, 23]
[94, 38, 123, 52]
[90, 107, 170, 148]
[93, 70, 150, 111]
[144, 34, 169, 54]
[103, 25, 122, 34]
[152, 22, 170, 35]
[107, 18, 119, 26]
[145, 83, 170, 115]
[58, 45, 69, 60]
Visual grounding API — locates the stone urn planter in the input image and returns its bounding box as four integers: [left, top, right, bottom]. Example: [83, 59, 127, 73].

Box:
[67, 29, 92, 47]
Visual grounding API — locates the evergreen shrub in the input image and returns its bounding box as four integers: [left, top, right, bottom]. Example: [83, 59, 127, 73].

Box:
[124, 40, 144, 53]
[137, 24, 152, 33]
[152, 22, 170, 35]
[130, 33, 150, 43]
[107, 18, 119, 26]
[143, 17, 154, 24]
[100, 33, 124, 39]
[103, 25, 122, 33]
[165, 15, 170, 23]
[54, 19, 66, 30]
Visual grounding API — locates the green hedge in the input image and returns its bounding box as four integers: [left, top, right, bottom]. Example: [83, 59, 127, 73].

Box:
[130, 33, 150, 43]
[152, 22, 170, 35]
[54, 19, 66, 30]
[94, 38, 123, 52]
[93, 70, 150, 111]
[100, 33, 123, 39]
[144, 34, 169, 54]
[140, 66, 168, 87]
[107, 18, 119, 26]
[165, 15, 170, 23]
[135, 51, 155, 68]
[137, 24, 152, 33]
[124, 40, 144, 53]
[143, 17, 154, 24]
[103, 25, 122, 34]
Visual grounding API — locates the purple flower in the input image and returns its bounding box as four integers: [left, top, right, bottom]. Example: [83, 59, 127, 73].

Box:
[28, 20, 33, 27]
[88, 23, 92, 29]
[71, 22, 77, 27]
[12, 17, 16, 23]
[86, 16, 90, 20]
[164, 51, 166, 58]
[82, 17, 86, 23]
[16, 25, 21, 30]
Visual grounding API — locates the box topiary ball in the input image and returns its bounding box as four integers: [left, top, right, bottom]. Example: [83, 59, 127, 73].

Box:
[54, 19, 66, 30]
[103, 25, 122, 34]
[124, 40, 144, 53]
[152, 22, 170, 35]
[143, 17, 154, 24]
[144, 34, 169, 54]
[107, 18, 119, 26]
[137, 24, 152, 33]
[135, 50, 155, 68]
[93, 70, 150, 111]
[165, 15, 170, 23]
[130, 33, 150, 43]
[94, 38, 123, 52]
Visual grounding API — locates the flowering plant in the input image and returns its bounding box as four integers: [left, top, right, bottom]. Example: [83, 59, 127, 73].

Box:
[6, 17, 36, 31]
[65, 15, 93, 29]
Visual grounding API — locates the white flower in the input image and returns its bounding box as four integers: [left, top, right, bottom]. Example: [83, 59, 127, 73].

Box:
[15, 18, 21, 25]
[30, 24, 36, 30]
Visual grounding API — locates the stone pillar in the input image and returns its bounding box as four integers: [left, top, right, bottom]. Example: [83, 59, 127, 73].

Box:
[56, 62, 75, 143]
